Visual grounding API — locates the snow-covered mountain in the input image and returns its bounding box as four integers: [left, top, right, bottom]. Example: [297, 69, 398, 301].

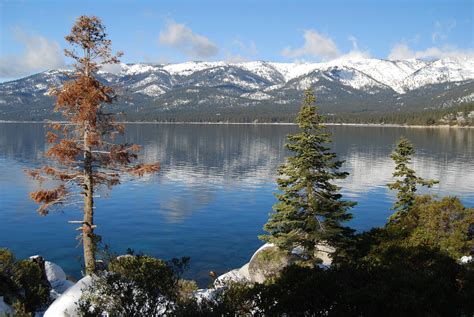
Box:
[1, 58, 473, 121]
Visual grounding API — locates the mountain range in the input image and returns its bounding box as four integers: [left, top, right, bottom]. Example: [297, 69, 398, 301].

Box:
[1, 58, 473, 121]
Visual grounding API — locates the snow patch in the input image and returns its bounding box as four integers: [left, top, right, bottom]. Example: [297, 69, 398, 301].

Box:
[137, 84, 167, 97]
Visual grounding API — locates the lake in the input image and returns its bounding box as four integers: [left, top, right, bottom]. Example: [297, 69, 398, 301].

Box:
[0, 122, 473, 285]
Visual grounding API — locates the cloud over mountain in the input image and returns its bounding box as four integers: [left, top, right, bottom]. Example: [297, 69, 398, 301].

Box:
[0, 28, 65, 78]
[388, 43, 474, 60]
[282, 29, 340, 60]
[159, 19, 218, 59]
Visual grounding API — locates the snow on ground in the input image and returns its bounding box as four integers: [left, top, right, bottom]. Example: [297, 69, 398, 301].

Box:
[44, 276, 92, 317]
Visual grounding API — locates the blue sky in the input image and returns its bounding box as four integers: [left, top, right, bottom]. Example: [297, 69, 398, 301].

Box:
[0, 0, 473, 81]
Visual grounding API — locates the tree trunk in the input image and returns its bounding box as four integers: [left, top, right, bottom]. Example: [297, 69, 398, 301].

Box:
[83, 128, 95, 275]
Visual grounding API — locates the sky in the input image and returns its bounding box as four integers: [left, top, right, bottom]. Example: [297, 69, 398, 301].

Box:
[0, 0, 473, 81]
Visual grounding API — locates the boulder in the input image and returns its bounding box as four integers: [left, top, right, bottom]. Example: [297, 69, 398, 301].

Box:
[247, 242, 336, 283]
[43, 260, 75, 300]
[44, 261, 67, 283]
[44, 275, 92, 317]
[214, 264, 251, 288]
[238, 263, 251, 280]
[248, 243, 300, 283]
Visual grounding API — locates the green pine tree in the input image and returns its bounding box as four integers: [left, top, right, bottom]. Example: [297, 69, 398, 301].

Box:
[387, 137, 438, 221]
[260, 89, 355, 260]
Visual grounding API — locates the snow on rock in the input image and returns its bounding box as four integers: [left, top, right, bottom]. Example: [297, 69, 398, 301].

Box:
[214, 265, 251, 288]
[193, 288, 219, 304]
[45, 261, 67, 282]
[193, 263, 252, 304]
[28, 257, 73, 291]
[42, 261, 74, 300]
[44, 276, 92, 317]
[0, 296, 13, 316]
[49, 280, 76, 300]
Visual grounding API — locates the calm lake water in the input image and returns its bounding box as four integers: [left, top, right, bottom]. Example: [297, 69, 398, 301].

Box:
[1, 123, 473, 285]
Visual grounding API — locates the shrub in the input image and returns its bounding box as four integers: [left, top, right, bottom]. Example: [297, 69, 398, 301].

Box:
[0, 249, 51, 314]
[78, 255, 190, 316]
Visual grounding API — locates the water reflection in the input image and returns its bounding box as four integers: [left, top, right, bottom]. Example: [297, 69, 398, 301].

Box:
[0, 123, 473, 284]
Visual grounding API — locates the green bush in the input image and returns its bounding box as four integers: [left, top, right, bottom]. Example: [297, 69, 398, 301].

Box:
[0, 248, 51, 314]
[78, 255, 190, 316]
[198, 247, 473, 316]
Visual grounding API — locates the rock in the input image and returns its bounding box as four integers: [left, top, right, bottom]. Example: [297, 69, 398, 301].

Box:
[49, 280, 76, 300]
[193, 288, 219, 304]
[43, 261, 74, 300]
[460, 255, 473, 264]
[214, 266, 250, 288]
[44, 276, 92, 317]
[44, 261, 67, 284]
[29, 255, 49, 284]
[0, 296, 13, 316]
[247, 242, 336, 283]
[248, 243, 300, 283]
[314, 243, 335, 266]
[238, 263, 251, 280]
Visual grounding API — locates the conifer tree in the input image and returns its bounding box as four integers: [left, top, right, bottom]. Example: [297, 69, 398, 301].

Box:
[28, 16, 160, 274]
[260, 89, 355, 260]
[387, 137, 438, 221]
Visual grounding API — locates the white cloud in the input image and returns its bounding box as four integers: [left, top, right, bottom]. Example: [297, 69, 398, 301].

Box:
[0, 27, 65, 78]
[336, 35, 371, 60]
[159, 19, 218, 59]
[388, 43, 474, 60]
[282, 29, 340, 60]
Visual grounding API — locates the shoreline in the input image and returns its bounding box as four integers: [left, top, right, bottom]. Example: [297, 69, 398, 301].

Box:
[0, 120, 473, 129]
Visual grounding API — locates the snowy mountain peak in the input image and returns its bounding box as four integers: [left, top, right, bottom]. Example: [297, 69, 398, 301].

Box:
[106, 57, 473, 94]
[1, 57, 473, 121]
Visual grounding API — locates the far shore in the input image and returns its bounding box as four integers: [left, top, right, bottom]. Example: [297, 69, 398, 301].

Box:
[0, 120, 473, 129]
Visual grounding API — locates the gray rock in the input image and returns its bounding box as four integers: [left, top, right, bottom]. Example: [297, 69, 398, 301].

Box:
[248, 243, 300, 283]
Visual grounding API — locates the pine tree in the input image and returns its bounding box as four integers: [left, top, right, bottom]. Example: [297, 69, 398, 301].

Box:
[387, 137, 438, 221]
[28, 16, 160, 275]
[260, 89, 355, 260]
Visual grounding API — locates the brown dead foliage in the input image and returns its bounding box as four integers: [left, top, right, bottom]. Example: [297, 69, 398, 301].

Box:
[30, 185, 67, 215]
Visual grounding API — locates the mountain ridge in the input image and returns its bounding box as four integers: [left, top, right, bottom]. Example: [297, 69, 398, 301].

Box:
[1, 58, 473, 121]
